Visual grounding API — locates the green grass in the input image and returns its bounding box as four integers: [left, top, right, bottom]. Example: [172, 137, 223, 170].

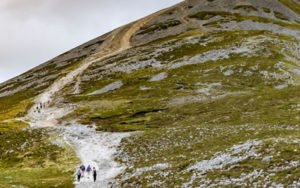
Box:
[1, 15, 297, 186]
[0, 90, 35, 121]
[70, 28, 300, 186]
[0, 120, 28, 132]
[64, 97, 166, 132]
[0, 128, 79, 187]
[0, 168, 75, 188]
[63, 30, 298, 133]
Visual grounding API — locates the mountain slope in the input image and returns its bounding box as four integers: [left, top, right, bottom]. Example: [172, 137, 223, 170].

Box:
[1, 0, 300, 187]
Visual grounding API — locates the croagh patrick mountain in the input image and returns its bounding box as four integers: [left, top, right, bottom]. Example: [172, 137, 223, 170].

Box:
[1, 0, 300, 187]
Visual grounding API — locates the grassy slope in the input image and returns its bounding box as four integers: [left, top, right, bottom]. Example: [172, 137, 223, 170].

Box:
[190, 11, 300, 29]
[0, 128, 79, 188]
[0, 58, 84, 187]
[64, 30, 297, 128]
[117, 33, 300, 186]
[1, 2, 300, 186]
[60, 28, 300, 186]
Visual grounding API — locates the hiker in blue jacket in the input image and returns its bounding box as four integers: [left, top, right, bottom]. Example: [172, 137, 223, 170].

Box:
[87, 165, 92, 177]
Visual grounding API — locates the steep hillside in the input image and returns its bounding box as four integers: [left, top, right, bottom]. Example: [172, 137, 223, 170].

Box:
[1, 0, 300, 187]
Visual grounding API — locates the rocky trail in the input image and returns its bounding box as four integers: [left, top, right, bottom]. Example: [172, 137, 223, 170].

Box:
[2, 0, 300, 187]
[61, 124, 131, 187]
[24, 13, 159, 187]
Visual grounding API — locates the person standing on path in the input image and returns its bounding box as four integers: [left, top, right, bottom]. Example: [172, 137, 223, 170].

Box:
[87, 165, 92, 178]
[77, 169, 81, 182]
[93, 167, 97, 182]
[80, 164, 85, 177]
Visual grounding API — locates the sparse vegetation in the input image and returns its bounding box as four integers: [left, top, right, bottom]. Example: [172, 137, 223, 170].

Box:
[279, 0, 300, 15]
[234, 5, 258, 12]
[263, 7, 271, 14]
[190, 11, 300, 30]
[1, 0, 300, 186]
[64, 27, 300, 186]
[137, 19, 181, 35]
[274, 11, 289, 21]
[189, 11, 232, 20]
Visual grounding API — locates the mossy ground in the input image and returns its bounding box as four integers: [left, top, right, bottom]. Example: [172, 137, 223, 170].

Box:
[1, 4, 300, 185]
[0, 90, 35, 121]
[60, 28, 300, 186]
[64, 30, 299, 130]
[0, 128, 79, 188]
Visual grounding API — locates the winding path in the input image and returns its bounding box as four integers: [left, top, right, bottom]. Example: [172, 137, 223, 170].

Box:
[27, 12, 156, 127]
[25, 11, 162, 187]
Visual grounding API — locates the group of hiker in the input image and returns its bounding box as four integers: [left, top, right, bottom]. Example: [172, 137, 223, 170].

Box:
[34, 101, 50, 113]
[77, 164, 97, 183]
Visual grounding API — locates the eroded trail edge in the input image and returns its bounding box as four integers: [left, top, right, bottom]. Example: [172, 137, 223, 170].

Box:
[25, 12, 159, 187]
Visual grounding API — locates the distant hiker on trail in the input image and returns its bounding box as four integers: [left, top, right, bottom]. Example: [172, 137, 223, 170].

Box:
[93, 167, 97, 182]
[80, 164, 85, 171]
[80, 164, 85, 177]
[87, 165, 92, 176]
[77, 169, 81, 182]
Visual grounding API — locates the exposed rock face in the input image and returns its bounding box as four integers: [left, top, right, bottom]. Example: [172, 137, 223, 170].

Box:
[89, 81, 123, 95]
[1, 0, 300, 187]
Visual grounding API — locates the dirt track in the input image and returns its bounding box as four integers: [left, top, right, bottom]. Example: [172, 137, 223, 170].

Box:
[26, 8, 165, 126]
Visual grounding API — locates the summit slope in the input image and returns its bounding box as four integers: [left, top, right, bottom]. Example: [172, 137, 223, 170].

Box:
[1, 0, 300, 187]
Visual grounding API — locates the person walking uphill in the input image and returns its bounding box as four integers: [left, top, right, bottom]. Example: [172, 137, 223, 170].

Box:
[93, 167, 97, 182]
